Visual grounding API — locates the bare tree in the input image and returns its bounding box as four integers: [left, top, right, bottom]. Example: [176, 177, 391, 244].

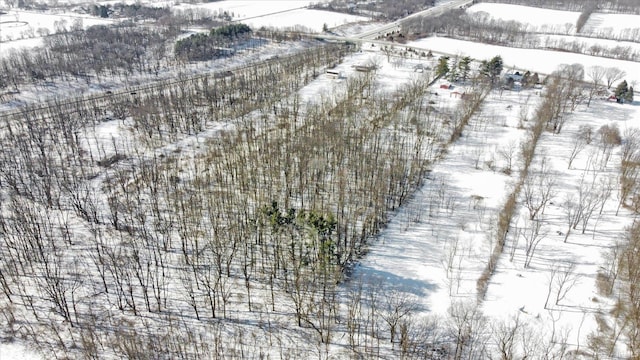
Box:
[576, 174, 605, 234]
[522, 157, 556, 220]
[490, 315, 523, 360]
[586, 65, 606, 107]
[498, 140, 519, 175]
[562, 194, 581, 242]
[448, 301, 489, 360]
[553, 262, 580, 306]
[379, 289, 418, 345]
[597, 123, 622, 168]
[521, 217, 548, 268]
[567, 125, 592, 169]
[605, 67, 626, 89]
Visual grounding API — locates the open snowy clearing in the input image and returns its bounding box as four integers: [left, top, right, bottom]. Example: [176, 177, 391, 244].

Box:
[349, 86, 536, 316]
[0, 35, 42, 54]
[0, 343, 42, 360]
[482, 99, 640, 358]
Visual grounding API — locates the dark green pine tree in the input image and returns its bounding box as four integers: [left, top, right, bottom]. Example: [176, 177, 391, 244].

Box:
[625, 86, 634, 103]
[615, 80, 634, 103]
[436, 56, 449, 78]
[615, 80, 628, 98]
[480, 55, 503, 86]
[458, 56, 472, 82]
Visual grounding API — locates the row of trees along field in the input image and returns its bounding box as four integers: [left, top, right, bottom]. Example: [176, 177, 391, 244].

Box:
[587, 121, 640, 357]
[312, 0, 436, 21]
[402, 9, 640, 56]
[0, 36, 499, 357]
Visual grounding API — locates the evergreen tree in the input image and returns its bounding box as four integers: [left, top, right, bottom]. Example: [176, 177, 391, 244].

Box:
[458, 56, 472, 82]
[480, 55, 503, 85]
[448, 56, 459, 82]
[436, 56, 449, 78]
[615, 80, 634, 103]
[615, 80, 628, 98]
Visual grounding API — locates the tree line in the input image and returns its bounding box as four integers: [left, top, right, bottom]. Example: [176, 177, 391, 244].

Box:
[402, 9, 640, 60]
[312, 0, 436, 21]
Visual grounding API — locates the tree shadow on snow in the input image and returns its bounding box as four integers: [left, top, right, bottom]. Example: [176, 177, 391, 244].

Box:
[352, 264, 437, 300]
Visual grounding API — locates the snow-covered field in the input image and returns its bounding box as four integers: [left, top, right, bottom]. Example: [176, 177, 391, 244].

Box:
[237, 8, 368, 32]
[409, 37, 640, 85]
[173, 0, 368, 32]
[583, 12, 640, 39]
[466, 2, 640, 40]
[0, 10, 113, 42]
[175, 0, 320, 19]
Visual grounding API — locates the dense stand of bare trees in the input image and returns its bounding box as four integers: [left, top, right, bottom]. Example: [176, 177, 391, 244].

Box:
[0, 19, 303, 102]
[0, 24, 175, 92]
[0, 36, 495, 357]
[2, 11, 634, 354]
[0, 36, 622, 357]
[312, 0, 435, 21]
[0, 44, 365, 358]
